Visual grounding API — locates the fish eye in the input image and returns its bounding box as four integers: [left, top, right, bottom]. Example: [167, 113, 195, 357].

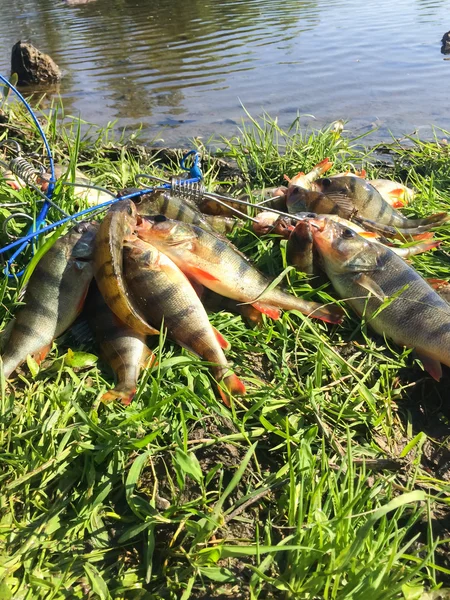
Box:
[321, 178, 332, 186]
[154, 214, 167, 223]
[342, 228, 355, 239]
[127, 205, 134, 216]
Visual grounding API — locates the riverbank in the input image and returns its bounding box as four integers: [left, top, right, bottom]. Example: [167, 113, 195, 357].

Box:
[1, 101, 450, 599]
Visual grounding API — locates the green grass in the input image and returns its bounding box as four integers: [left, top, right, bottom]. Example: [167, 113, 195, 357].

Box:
[1, 102, 450, 599]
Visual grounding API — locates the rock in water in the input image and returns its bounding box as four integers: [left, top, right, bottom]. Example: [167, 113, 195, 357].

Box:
[11, 41, 62, 85]
[441, 31, 450, 55]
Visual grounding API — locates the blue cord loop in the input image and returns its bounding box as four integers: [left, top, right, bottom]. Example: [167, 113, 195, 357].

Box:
[180, 149, 203, 181]
[0, 76, 204, 276]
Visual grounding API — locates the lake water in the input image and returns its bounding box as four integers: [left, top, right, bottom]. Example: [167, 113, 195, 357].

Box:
[0, 0, 449, 145]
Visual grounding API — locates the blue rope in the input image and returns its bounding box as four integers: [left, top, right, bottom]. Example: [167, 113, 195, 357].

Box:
[0, 188, 154, 257]
[0, 75, 204, 275]
[0, 73, 56, 275]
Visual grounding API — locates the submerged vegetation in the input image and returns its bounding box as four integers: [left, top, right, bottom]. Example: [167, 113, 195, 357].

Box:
[1, 102, 450, 599]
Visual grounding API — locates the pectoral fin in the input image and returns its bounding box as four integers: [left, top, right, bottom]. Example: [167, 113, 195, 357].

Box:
[326, 192, 356, 216]
[213, 327, 231, 351]
[416, 350, 442, 381]
[354, 273, 387, 301]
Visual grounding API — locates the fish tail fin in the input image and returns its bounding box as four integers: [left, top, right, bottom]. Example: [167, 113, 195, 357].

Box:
[218, 373, 246, 406]
[315, 158, 333, 173]
[101, 386, 137, 406]
[401, 212, 449, 228]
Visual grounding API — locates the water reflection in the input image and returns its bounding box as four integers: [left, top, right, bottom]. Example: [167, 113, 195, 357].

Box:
[0, 0, 449, 143]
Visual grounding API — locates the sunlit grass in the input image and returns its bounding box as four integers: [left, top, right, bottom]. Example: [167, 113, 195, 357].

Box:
[0, 102, 450, 599]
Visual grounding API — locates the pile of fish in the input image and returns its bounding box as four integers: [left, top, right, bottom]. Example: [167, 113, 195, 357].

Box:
[2, 156, 450, 405]
[0, 189, 343, 405]
[251, 159, 450, 381]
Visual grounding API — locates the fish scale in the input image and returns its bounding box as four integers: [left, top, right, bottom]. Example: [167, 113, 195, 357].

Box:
[93, 200, 159, 336]
[123, 237, 245, 404]
[1, 222, 99, 378]
[86, 284, 154, 405]
[311, 176, 448, 229]
[312, 218, 450, 379]
[136, 216, 344, 324]
[133, 189, 241, 234]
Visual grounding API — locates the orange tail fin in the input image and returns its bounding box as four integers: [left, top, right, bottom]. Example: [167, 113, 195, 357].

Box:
[218, 373, 246, 406]
[101, 387, 137, 406]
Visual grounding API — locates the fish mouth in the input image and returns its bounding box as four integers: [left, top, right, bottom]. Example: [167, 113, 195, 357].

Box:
[307, 217, 326, 231]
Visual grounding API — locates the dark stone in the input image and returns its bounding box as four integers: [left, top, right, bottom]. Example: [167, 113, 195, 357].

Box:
[441, 31, 450, 55]
[11, 41, 62, 85]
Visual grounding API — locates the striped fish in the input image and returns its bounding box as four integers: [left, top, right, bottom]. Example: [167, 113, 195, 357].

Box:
[253, 211, 296, 238]
[314, 214, 441, 259]
[123, 237, 245, 404]
[310, 176, 448, 229]
[86, 283, 155, 405]
[201, 289, 264, 326]
[136, 216, 344, 324]
[286, 220, 316, 276]
[311, 217, 450, 380]
[368, 179, 415, 208]
[1, 221, 98, 378]
[93, 200, 158, 336]
[133, 189, 242, 233]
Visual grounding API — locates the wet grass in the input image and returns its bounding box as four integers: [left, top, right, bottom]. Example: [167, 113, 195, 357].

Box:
[1, 103, 450, 599]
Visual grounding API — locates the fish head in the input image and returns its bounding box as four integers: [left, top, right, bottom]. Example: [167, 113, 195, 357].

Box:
[137, 215, 196, 247]
[64, 221, 99, 263]
[311, 218, 382, 274]
[124, 236, 159, 262]
[134, 190, 164, 216]
[286, 186, 319, 214]
[290, 219, 314, 247]
[311, 176, 351, 195]
[110, 198, 139, 228]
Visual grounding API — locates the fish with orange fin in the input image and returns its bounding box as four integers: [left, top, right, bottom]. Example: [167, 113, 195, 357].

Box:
[93, 200, 159, 336]
[286, 214, 440, 276]
[286, 219, 317, 276]
[316, 215, 441, 259]
[86, 283, 155, 405]
[130, 188, 243, 234]
[252, 211, 297, 238]
[285, 158, 333, 189]
[123, 237, 245, 405]
[309, 176, 446, 229]
[310, 217, 450, 380]
[368, 179, 415, 208]
[136, 216, 344, 325]
[1, 222, 98, 379]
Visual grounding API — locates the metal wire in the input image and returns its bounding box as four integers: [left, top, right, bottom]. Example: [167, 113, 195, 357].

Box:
[3, 213, 34, 239]
[170, 177, 206, 203]
[8, 156, 42, 186]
